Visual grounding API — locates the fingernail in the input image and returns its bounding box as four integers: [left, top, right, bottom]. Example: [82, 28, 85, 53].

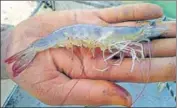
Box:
[108, 84, 132, 107]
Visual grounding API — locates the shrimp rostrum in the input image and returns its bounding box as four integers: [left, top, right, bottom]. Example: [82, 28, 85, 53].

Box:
[5, 22, 168, 77]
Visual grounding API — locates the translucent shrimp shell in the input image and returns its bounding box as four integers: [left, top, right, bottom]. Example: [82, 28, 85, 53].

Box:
[31, 24, 146, 51]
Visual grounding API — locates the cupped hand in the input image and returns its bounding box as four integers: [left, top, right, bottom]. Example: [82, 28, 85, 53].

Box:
[4, 3, 176, 107]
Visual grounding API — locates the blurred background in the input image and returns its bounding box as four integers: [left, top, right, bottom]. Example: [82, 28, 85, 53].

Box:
[1, 1, 176, 107]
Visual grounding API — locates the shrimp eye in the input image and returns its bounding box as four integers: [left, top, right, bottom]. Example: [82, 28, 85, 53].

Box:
[150, 21, 156, 26]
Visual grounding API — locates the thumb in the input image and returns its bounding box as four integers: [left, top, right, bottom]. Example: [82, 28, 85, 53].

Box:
[58, 79, 132, 107]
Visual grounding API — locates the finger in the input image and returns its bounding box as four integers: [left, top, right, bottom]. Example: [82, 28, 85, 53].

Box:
[31, 79, 132, 106]
[156, 21, 176, 38]
[94, 3, 163, 23]
[111, 21, 176, 38]
[51, 48, 176, 83]
[87, 57, 176, 83]
[143, 38, 176, 57]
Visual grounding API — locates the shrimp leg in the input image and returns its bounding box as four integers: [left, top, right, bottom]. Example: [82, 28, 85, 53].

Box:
[111, 41, 144, 72]
[95, 41, 134, 72]
[112, 51, 124, 66]
[104, 41, 131, 61]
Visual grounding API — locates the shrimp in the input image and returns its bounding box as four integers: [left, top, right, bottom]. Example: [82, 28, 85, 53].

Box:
[5, 22, 168, 77]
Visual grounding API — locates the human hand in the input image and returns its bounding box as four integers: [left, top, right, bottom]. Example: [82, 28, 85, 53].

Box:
[4, 3, 176, 107]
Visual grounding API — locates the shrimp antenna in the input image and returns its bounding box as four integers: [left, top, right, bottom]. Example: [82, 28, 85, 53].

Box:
[131, 38, 151, 107]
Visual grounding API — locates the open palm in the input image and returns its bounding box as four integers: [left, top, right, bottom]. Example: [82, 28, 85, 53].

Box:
[5, 3, 176, 107]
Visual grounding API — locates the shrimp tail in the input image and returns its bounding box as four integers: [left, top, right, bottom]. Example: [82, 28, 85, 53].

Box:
[4, 49, 25, 64]
[5, 47, 36, 77]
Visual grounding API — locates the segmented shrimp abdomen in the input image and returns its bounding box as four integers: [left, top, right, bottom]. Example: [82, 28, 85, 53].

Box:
[32, 29, 68, 51]
[60, 24, 103, 40]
